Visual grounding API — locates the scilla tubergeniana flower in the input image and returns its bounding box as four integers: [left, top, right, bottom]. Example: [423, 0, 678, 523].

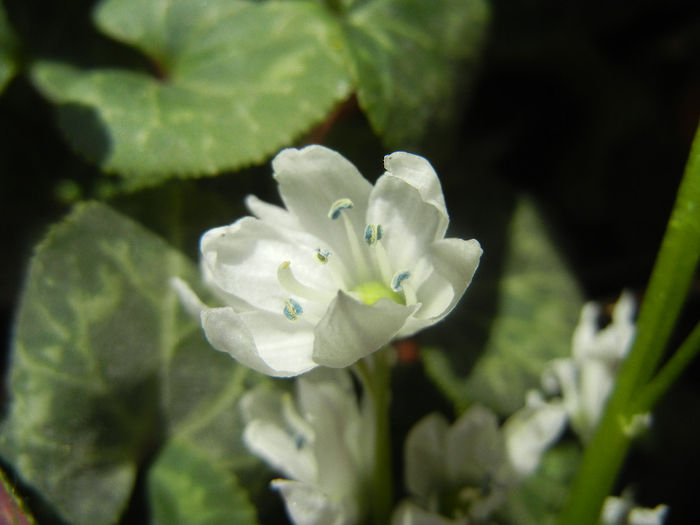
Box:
[393, 401, 566, 524]
[241, 369, 374, 525]
[175, 145, 482, 376]
[541, 291, 638, 442]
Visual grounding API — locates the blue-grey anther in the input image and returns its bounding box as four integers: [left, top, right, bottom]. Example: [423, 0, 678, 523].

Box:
[283, 298, 303, 321]
[364, 224, 383, 246]
[391, 271, 411, 292]
[328, 198, 354, 220]
[315, 248, 331, 264]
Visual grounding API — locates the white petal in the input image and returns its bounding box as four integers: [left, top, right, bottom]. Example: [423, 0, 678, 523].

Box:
[272, 145, 372, 266]
[578, 358, 614, 439]
[243, 420, 316, 483]
[383, 152, 448, 228]
[446, 405, 506, 486]
[628, 505, 669, 525]
[598, 291, 637, 360]
[201, 307, 317, 377]
[502, 391, 567, 478]
[245, 194, 300, 230]
[296, 376, 363, 497]
[312, 291, 417, 368]
[391, 500, 469, 525]
[399, 238, 482, 337]
[201, 216, 334, 315]
[601, 496, 632, 525]
[404, 413, 449, 500]
[367, 174, 447, 271]
[571, 302, 601, 360]
[272, 479, 356, 525]
[240, 384, 286, 426]
[542, 359, 578, 406]
[170, 277, 207, 317]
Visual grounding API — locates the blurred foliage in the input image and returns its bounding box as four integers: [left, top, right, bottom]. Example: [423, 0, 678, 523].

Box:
[0, 2, 17, 93]
[148, 439, 258, 525]
[423, 197, 583, 416]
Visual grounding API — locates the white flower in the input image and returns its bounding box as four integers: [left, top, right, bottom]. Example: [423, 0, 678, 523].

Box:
[396, 399, 566, 524]
[542, 291, 637, 441]
[400, 405, 515, 523]
[240, 369, 374, 525]
[179, 145, 482, 376]
[601, 495, 669, 525]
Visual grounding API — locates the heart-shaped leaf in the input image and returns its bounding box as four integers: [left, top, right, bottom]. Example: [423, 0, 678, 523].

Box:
[343, 0, 489, 148]
[0, 202, 264, 524]
[31, 0, 352, 188]
[148, 439, 258, 525]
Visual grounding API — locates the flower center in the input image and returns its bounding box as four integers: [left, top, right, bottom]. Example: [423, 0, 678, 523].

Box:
[276, 197, 415, 320]
[352, 280, 404, 306]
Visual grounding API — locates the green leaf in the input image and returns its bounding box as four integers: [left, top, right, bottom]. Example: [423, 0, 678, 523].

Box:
[148, 439, 258, 525]
[423, 197, 584, 415]
[0, 202, 263, 524]
[0, 1, 18, 93]
[30, 0, 352, 187]
[343, 0, 489, 148]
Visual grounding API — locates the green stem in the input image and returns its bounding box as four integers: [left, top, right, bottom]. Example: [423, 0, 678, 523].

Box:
[355, 349, 394, 525]
[635, 320, 700, 413]
[557, 121, 700, 525]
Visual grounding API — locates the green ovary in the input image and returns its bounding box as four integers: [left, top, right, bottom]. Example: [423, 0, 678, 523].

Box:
[352, 281, 404, 305]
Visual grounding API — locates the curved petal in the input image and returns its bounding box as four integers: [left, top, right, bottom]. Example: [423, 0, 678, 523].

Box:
[367, 174, 448, 271]
[383, 152, 448, 231]
[272, 145, 373, 264]
[244, 420, 316, 483]
[245, 194, 302, 231]
[404, 413, 449, 499]
[446, 405, 504, 486]
[201, 216, 335, 314]
[272, 480, 355, 525]
[297, 377, 363, 497]
[170, 277, 207, 318]
[398, 238, 482, 337]
[312, 291, 417, 368]
[502, 391, 567, 478]
[427, 238, 482, 316]
[201, 307, 317, 377]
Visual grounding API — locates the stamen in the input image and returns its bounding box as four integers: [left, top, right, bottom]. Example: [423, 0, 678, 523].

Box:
[364, 224, 383, 246]
[368, 229, 393, 285]
[278, 261, 331, 302]
[283, 298, 303, 321]
[328, 198, 354, 220]
[315, 248, 331, 264]
[391, 270, 411, 292]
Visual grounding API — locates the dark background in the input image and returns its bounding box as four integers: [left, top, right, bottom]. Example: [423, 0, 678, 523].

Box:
[1, 0, 699, 523]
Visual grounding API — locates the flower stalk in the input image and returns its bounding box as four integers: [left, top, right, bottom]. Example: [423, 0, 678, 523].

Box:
[355, 349, 393, 525]
[557, 122, 700, 525]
